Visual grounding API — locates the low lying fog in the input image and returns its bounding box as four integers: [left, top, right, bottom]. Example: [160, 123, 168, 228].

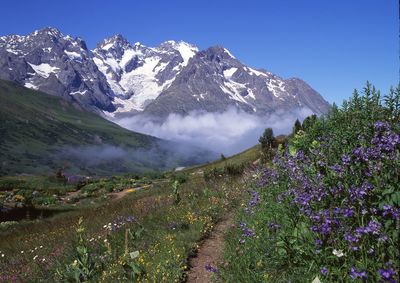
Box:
[116, 107, 313, 156]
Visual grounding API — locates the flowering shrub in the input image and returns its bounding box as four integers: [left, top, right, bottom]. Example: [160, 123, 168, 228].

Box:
[221, 84, 400, 282]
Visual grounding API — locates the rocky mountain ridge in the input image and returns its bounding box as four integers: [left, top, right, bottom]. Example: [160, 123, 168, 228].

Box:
[0, 27, 331, 118]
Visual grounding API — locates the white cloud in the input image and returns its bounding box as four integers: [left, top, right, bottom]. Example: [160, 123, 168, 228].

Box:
[116, 107, 313, 155]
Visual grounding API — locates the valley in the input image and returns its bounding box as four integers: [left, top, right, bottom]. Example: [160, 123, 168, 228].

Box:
[0, 3, 397, 281]
[0, 145, 259, 282]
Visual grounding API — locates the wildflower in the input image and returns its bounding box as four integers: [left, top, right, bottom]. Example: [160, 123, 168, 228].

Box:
[332, 249, 345, 258]
[382, 204, 400, 220]
[342, 208, 354, 218]
[33, 255, 38, 260]
[320, 267, 328, 276]
[1, 254, 4, 258]
[315, 239, 322, 246]
[267, 222, 281, 231]
[330, 164, 343, 174]
[379, 268, 395, 281]
[349, 267, 367, 279]
[205, 263, 218, 273]
[344, 232, 360, 249]
[20, 251, 24, 254]
[341, 154, 351, 165]
[239, 222, 256, 242]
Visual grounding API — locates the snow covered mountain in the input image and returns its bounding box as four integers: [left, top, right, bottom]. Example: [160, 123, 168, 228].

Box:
[92, 35, 197, 114]
[0, 27, 115, 112]
[0, 27, 330, 118]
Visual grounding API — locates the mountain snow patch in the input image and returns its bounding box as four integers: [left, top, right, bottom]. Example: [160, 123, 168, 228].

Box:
[28, 63, 59, 78]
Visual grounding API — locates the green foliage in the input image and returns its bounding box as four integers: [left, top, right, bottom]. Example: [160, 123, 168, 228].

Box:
[171, 180, 181, 205]
[56, 217, 96, 282]
[302, 114, 317, 131]
[259, 128, 275, 162]
[204, 162, 245, 179]
[171, 172, 188, 184]
[221, 83, 400, 282]
[292, 119, 303, 135]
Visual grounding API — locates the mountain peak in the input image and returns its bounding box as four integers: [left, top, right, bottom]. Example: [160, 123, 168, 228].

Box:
[159, 40, 198, 52]
[198, 45, 236, 62]
[156, 40, 198, 67]
[98, 34, 131, 51]
[33, 27, 63, 38]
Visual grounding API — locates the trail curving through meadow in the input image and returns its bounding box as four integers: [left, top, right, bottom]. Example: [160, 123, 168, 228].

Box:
[186, 212, 234, 283]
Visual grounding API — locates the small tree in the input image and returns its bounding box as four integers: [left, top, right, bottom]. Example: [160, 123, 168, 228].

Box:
[259, 128, 275, 162]
[302, 114, 317, 131]
[292, 119, 302, 135]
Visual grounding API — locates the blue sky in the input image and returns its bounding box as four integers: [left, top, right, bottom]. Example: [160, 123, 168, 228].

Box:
[0, 0, 397, 104]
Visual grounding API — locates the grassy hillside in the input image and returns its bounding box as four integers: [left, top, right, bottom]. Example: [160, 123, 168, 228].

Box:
[0, 80, 214, 176]
[182, 144, 261, 174]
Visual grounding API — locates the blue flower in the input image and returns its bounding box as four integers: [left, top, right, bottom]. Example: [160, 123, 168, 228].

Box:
[349, 267, 367, 279]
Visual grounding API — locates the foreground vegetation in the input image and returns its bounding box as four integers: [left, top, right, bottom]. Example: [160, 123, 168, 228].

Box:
[0, 145, 258, 282]
[2, 81, 399, 282]
[220, 83, 400, 282]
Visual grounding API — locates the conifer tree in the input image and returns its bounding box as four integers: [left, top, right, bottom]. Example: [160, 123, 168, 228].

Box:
[293, 119, 302, 135]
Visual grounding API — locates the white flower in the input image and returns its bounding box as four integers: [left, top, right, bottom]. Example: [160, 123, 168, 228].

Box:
[39, 246, 43, 249]
[42, 258, 46, 262]
[33, 255, 38, 260]
[1, 254, 4, 258]
[20, 251, 24, 254]
[332, 249, 345, 257]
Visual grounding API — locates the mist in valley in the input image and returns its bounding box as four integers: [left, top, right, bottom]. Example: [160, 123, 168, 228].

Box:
[115, 107, 314, 156]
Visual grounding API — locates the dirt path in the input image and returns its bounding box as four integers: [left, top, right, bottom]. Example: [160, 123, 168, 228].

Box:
[108, 185, 151, 201]
[60, 190, 80, 202]
[187, 212, 234, 283]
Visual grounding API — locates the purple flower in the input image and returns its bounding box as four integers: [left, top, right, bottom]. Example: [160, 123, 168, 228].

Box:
[349, 267, 367, 279]
[245, 191, 260, 215]
[378, 234, 388, 242]
[379, 268, 395, 281]
[205, 263, 218, 273]
[383, 204, 400, 220]
[341, 154, 351, 165]
[344, 232, 359, 243]
[320, 266, 328, 276]
[330, 164, 343, 174]
[342, 208, 354, 218]
[268, 222, 281, 231]
[374, 121, 390, 132]
[239, 222, 256, 244]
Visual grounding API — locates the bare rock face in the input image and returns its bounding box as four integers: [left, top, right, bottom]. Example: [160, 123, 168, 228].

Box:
[0, 27, 330, 118]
